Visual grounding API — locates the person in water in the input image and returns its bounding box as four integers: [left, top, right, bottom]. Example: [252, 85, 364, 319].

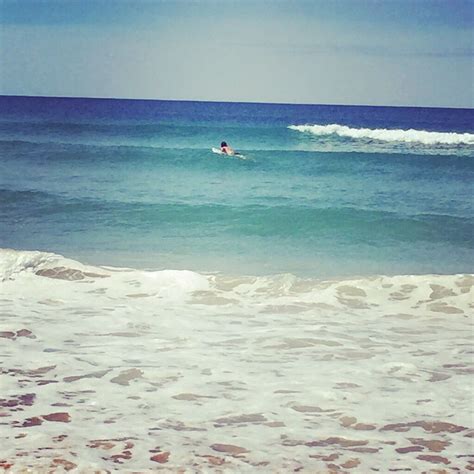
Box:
[220, 141, 236, 155]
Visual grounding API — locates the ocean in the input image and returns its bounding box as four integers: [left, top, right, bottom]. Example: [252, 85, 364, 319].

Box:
[1, 96, 473, 276]
[0, 96, 473, 471]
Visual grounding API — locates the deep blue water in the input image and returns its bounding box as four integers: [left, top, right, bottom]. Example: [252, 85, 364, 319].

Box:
[1, 96, 473, 277]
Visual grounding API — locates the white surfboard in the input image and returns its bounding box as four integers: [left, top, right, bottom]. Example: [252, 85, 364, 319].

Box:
[211, 148, 247, 159]
[212, 147, 226, 155]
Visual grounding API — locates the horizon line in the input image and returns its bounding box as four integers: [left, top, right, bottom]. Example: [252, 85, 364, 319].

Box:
[1, 93, 473, 111]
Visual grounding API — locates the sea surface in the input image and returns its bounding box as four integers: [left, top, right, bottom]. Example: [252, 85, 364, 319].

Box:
[0, 96, 473, 471]
[1, 96, 473, 277]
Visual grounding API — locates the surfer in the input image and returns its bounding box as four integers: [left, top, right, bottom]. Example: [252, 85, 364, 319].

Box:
[213, 141, 244, 158]
[220, 141, 236, 155]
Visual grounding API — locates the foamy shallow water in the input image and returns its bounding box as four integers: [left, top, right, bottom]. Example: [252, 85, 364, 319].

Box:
[0, 249, 472, 472]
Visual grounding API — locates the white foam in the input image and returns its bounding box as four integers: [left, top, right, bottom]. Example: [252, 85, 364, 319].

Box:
[0, 248, 209, 297]
[0, 249, 472, 471]
[289, 123, 474, 145]
[0, 248, 58, 281]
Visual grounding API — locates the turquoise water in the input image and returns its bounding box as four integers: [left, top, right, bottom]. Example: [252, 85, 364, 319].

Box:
[1, 96, 473, 277]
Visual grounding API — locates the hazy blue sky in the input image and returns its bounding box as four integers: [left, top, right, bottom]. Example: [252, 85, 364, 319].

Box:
[1, 0, 472, 107]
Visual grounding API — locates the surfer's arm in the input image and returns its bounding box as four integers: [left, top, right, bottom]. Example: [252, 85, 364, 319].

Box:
[222, 146, 235, 155]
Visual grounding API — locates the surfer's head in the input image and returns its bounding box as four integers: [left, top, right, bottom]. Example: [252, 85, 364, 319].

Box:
[221, 141, 227, 147]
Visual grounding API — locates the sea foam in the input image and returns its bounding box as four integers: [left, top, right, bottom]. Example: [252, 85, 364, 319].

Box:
[289, 123, 474, 145]
[1, 249, 472, 471]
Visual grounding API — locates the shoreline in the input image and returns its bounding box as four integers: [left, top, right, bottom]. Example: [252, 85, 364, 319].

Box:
[2, 248, 473, 283]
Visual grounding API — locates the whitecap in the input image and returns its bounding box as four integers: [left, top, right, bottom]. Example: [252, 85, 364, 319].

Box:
[288, 123, 474, 145]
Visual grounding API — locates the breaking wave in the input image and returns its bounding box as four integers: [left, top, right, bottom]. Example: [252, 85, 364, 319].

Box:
[1, 248, 472, 311]
[288, 124, 474, 145]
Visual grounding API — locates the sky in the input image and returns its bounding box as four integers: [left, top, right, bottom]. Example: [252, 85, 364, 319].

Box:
[0, 0, 473, 107]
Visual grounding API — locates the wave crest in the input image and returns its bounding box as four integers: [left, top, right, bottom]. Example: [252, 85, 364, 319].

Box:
[2, 249, 472, 315]
[0, 249, 209, 298]
[288, 124, 474, 145]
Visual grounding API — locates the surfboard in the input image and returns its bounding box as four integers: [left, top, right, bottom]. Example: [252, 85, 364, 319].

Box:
[211, 148, 247, 159]
[212, 147, 226, 155]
